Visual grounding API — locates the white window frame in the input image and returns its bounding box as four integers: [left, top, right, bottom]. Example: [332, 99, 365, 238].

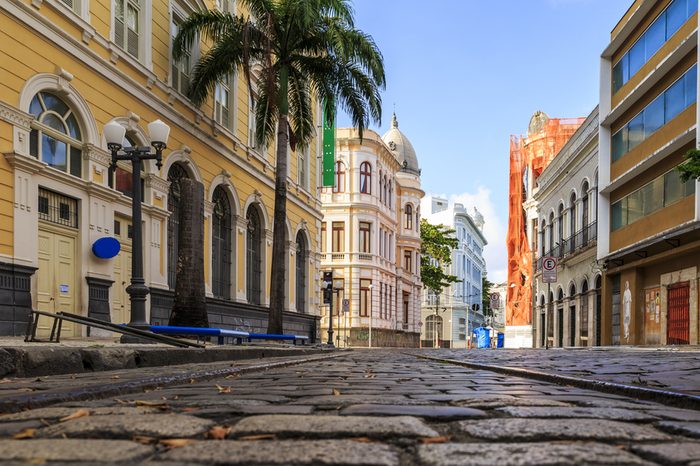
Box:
[112, 0, 151, 65]
[298, 145, 310, 190]
[170, 4, 199, 96]
[248, 93, 264, 153]
[214, 73, 237, 133]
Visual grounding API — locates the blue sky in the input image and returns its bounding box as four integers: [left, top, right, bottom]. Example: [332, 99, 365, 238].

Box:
[337, 0, 632, 283]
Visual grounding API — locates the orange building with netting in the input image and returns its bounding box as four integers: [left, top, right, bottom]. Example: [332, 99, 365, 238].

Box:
[505, 111, 584, 347]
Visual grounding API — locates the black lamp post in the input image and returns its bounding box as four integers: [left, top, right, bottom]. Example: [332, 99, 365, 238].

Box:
[104, 120, 170, 342]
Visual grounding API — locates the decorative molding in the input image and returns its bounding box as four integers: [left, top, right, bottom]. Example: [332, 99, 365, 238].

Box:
[3, 152, 45, 174]
[0, 101, 33, 129]
[145, 173, 170, 193]
[83, 144, 112, 166]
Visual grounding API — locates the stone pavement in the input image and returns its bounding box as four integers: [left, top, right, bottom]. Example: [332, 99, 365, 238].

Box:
[423, 347, 700, 396]
[0, 349, 698, 464]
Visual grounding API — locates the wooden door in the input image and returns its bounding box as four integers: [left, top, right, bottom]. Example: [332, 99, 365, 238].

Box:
[112, 218, 132, 325]
[667, 282, 690, 345]
[37, 228, 77, 337]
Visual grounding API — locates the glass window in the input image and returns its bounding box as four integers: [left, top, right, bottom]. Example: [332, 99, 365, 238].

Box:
[211, 186, 232, 300]
[320, 222, 327, 253]
[360, 279, 371, 317]
[114, 0, 141, 60]
[613, 64, 697, 162]
[359, 162, 371, 194]
[612, 127, 627, 162]
[215, 74, 234, 130]
[644, 95, 664, 137]
[628, 40, 646, 78]
[28, 92, 83, 178]
[171, 12, 192, 94]
[645, 12, 666, 60]
[627, 113, 644, 151]
[612, 0, 696, 93]
[666, 0, 687, 37]
[685, 64, 697, 106]
[642, 177, 664, 215]
[332, 222, 344, 252]
[405, 204, 413, 230]
[359, 222, 371, 253]
[333, 161, 345, 193]
[665, 77, 686, 121]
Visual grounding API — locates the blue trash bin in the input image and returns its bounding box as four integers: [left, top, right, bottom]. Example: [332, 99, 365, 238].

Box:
[497, 332, 504, 348]
[472, 327, 491, 348]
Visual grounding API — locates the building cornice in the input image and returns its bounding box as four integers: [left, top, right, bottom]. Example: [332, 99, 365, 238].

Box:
[2, 0, 323, 222]
[0, 100, 33, 129]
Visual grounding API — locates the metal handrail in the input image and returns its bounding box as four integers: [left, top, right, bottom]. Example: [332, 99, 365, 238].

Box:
[535, 222, 597, 270]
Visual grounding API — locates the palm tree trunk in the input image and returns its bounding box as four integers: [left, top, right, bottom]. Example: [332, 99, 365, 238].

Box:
[268, 66, 290, 334]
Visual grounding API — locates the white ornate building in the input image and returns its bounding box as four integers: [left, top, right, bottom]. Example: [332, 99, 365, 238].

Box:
[420, 196, 488, 348]
[319, 114, 424, 347]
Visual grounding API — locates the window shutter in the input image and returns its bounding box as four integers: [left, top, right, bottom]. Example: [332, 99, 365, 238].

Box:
[222, 105, 229, 129]
[114, 0, 125, 48]
[60, 0, 75, 10]
[171, 63, 179, 92]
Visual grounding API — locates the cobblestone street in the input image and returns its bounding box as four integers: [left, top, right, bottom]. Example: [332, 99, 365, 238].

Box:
[428, 347, 700, 396]
[0, 349, 698, 464]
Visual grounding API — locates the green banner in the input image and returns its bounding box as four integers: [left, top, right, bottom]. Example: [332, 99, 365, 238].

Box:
[322, 105, 335, 187]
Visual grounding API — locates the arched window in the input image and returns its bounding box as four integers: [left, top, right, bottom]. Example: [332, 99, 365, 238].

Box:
[569, 192, 577, 253]
[29, 92, 83, 178]
[405, 204, 413, 230]
[557, 203, 564, 246]
[416, 207, 420, 232]
[359, 162, 371, 194]
[333, 161, 345, 193]
[582, 181, 590, 240]
[167, 163, 189, 289]
[382, 175, 388, 205]
[594, 274, 602, 346]
[212, 186, 232, 299]
[388, 181, 393, 207]
[379, 171, 384, 203]
[581, 279, 589, 342]
[246, 205, 262, 305]
[295, 231, 307, 313]
[548, 212, 554, 252]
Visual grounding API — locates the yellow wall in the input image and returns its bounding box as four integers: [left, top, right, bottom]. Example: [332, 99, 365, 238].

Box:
[1, 0, 322, 306]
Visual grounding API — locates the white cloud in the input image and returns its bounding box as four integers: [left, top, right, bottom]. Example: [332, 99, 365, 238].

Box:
[423, 187, 507, 284]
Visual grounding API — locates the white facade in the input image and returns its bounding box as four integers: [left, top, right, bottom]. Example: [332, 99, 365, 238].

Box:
[532, 107, 602, 348]
[420, 196, 488, 348]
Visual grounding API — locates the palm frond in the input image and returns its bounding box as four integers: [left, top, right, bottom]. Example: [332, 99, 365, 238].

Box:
[287, 67, 315, 148]
[173, 10, 237, 62]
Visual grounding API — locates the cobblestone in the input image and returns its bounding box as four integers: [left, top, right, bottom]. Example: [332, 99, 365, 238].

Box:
[230, 414, 439, 438]
[39, 413, 214, 439]
[495, 406, 660, 421]
[457, 418, 671, 441]
[632, 442, 700, 464]
[417, 442, 653, 466]
[0, 439, 153, 463]
[160, 439, 400, 465]
[0, 349, 697, 464]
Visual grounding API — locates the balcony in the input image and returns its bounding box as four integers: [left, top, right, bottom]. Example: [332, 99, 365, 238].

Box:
[331, 253, 346, 261]
[536, 221, 597, 270]
[358, 253, 373, 261]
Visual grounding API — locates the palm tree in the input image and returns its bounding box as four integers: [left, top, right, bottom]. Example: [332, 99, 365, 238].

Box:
[173, 0, 385, 334]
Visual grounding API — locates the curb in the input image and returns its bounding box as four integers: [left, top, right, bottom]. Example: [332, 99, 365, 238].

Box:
[412, 353, 700, 411]
[0, 352, 347, 413]
[0, 345, 329, 378]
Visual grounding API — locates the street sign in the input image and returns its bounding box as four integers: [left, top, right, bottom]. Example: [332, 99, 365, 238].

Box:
[342, 299, 349, 313]
[490, 292, 500, 310]
[542, 256, 557, 283]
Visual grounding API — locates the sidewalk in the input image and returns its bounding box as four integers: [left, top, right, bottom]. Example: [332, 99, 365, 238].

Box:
[0, 337, 330, 378]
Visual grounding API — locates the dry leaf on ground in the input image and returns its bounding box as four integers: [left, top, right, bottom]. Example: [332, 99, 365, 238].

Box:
[12, 428, 36, 439]
[350, 437, 376, 443]
[207, 426, 231, 440]
[159, 438, 197, 448]
[132, 436, 157, 445]
[216, 385, 232, 394]
[237, 434, 277, 441]
[135, 400, 168, 407]
[332, 388, 341, 396]
[421, 436, 451, 444]
[59, 409, 90, 422]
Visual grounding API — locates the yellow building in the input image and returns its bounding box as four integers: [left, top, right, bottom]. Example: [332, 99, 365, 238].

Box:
[319, 114, 424, 347]
[0, 0, 322, 337]
[599, 0, 699, 345]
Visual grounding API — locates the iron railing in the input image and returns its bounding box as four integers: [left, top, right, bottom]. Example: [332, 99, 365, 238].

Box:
[536, 221, 597, 270]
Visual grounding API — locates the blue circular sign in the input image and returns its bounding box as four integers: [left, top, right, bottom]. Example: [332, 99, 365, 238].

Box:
[92, 237, 121, 259]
